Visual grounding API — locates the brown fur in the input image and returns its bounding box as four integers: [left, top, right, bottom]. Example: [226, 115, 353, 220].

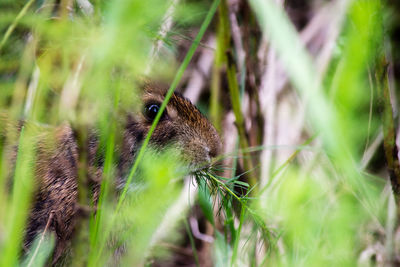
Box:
[21, 83, 221, 263]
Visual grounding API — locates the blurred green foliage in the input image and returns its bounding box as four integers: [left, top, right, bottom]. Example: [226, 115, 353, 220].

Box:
[0, 0, 396, 266]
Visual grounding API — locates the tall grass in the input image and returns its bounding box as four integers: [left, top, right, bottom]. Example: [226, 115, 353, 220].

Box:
[0, 0, 397, 266]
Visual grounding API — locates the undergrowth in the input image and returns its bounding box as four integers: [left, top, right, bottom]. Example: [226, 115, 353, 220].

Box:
[0, 0, 399, 266]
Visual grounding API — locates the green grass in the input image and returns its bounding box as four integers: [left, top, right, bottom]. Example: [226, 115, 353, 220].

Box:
[0, 0, 397, 266]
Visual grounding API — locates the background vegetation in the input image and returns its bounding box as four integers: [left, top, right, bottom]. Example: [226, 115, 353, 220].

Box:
[0, 0, 399, 266]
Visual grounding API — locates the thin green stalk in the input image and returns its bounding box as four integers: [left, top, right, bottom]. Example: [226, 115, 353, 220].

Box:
[231, 202, 245, 265]
[0, 126, 35, 266]
[0, 0, 35, 53]
[88, 82, 121, 266]
[184, 218, 200, 267]
[226, 57, 257, 189]
[210, 61, 221, 131]
[210, 0, 229, 131]
[88, 126, 115, 264]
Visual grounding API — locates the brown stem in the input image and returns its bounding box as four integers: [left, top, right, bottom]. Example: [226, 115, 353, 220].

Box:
[378, 56, 400, 213]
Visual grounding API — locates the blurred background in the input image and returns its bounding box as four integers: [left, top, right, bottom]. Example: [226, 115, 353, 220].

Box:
[0, 0, 400, 266]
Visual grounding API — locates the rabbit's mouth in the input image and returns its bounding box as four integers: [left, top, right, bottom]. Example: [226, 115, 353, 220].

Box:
[188, 158, 222, 177]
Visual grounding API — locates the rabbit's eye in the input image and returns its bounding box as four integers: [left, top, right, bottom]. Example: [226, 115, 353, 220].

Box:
[143, 103, 165, 121]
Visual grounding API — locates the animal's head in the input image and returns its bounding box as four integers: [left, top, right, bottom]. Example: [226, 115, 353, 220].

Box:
[123, 81, 221, 172]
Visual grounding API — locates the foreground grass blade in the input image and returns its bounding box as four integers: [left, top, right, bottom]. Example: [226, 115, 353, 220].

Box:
[0, 127, 35, 266]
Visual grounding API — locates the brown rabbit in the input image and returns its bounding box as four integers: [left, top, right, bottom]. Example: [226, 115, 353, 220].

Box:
[22, 81, 222, 264]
